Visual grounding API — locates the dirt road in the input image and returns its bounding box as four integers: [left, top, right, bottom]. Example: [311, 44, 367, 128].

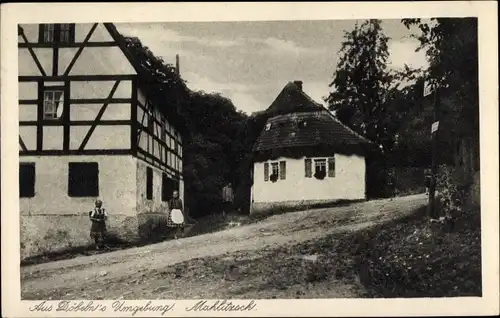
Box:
[22, 194, 427, 299]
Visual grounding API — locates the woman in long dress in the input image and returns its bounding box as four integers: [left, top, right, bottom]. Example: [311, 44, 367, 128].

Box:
[167, 191, 185, 239]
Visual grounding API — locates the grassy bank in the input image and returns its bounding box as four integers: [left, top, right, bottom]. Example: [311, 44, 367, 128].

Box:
[274, 203, 482, 297]
[352, 204, 482, 297]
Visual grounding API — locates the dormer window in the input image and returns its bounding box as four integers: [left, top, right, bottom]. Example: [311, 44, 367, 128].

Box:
[39, 24, 75, 44]
[265, 123, 271, 131]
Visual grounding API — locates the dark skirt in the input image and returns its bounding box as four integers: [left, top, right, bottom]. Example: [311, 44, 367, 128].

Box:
[90, 221, 107, 240]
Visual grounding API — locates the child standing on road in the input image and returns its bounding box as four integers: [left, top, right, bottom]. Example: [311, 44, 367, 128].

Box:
[89, 199, 107, 250]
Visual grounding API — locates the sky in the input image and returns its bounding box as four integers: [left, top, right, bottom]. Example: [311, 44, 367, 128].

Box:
[116, 19, 427, 114]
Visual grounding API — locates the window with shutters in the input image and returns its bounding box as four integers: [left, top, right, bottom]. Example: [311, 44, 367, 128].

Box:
[279, 161, 286, 180]
[305, 157, 336, 178]
[146, 167, 153, 200]
[39, 24, 75, 44]
[264, 162, 269, 181]
[20, 163, 35, 198]
[328, 156, 336, 177]
[68, 162, 99, 197]
[305, 158, 312, 177]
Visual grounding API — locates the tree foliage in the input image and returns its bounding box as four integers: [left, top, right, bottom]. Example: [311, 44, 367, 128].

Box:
[326, 19, 396, 152]
[122, 35, 251, 217]
[401, 18, 479, 135]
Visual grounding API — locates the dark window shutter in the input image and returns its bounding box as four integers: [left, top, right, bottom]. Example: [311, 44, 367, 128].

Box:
[146, 167, 153, 200]
[264, 162, 269, 181]
[19, 163, 35, 198]
[328, 157, 336, 177]
[305, 159, 312, 178]
[279, 161, 286, 180]
[38, 24, 45, 43]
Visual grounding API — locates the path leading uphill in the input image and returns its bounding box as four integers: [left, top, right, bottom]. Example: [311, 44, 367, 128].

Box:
[21, 194, 427, 300]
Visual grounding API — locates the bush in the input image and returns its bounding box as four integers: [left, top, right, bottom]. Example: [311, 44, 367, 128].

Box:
[436, 165, 466, 218]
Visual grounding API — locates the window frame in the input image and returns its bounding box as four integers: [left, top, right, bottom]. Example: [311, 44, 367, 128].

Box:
[314, 159, 327, 174]
[68, 162, 99, 197]
[43, 89, 64, 120]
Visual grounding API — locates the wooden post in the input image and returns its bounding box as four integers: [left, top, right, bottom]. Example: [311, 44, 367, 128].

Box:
[427, 87, 440, 218]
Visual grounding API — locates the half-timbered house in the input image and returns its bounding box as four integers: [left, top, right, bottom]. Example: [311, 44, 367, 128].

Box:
[18, 23, 186, 259]
[250, 81, 372, 215]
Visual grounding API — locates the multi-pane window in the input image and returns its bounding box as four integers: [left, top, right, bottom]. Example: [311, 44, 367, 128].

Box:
[59, 24, 72, 43]
[43, 90, 64, 119]
[314, 159, 327, 175]
[43, 24, 55, 43]
[39, 24, 75, 44]
[19, 163, 35, 198]
[271, 162, 279, 177]
[68, 162, 99, 197]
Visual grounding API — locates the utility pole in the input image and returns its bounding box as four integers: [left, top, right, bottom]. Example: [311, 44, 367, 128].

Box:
[427, 84, 440, 218]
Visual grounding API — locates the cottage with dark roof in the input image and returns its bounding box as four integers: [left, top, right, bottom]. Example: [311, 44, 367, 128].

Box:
[250, 81, 372, 215]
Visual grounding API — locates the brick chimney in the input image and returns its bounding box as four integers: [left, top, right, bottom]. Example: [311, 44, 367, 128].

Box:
[175, 54, 180, 76]
[294, 80, 303, 91]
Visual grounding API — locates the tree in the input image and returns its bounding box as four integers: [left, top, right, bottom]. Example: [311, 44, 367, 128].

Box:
[401, 18, 479, 136]
[326, 19, 396, 152]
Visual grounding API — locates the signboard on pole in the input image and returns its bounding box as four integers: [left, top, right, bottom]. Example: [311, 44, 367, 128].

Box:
[431, 121, 439, 134]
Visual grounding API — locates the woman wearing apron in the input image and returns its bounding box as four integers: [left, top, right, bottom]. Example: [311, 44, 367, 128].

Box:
[167, 190, 185, 239]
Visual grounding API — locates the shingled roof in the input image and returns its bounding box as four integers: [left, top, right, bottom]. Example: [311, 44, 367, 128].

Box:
[252, 81, 372, 158]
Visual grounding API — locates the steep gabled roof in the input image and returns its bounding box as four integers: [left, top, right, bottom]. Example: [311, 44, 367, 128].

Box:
[266, 81, 325, 115]
[252, 81, 372, 158]
[104, 23, 189, 135]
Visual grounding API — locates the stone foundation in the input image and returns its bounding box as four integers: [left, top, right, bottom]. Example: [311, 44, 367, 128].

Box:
[20, 213, 139, 260]
[250, 198, 365, 217]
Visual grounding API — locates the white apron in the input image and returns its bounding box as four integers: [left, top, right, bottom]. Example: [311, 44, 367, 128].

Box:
[170, 209, 184, 224]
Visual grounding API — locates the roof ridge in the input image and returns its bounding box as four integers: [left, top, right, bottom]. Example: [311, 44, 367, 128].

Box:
[103, 23, 142, 75]
[324, 111, 373, 144]
[298, 88, 324, 109]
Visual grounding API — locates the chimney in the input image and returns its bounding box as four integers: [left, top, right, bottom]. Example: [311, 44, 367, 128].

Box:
[175, 54, 180, 76]
[294, 80, 303, 91]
